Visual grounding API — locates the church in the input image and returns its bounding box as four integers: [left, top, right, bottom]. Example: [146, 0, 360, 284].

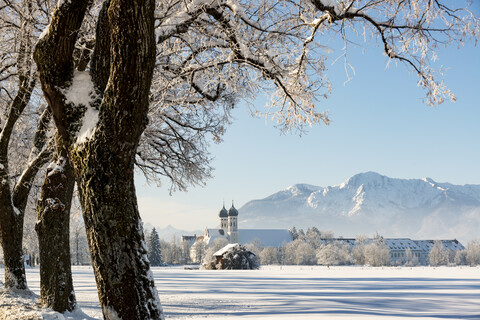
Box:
[198, 202, 293, 247]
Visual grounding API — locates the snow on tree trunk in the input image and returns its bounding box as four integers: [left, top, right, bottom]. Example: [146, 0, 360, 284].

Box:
[76, 143, 163, 319]
[36, 140, 76, 312]
[34, 0, 163, 318]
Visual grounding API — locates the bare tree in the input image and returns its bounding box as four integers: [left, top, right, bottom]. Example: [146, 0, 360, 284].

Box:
[465, 239, 480, 266]
[429, 240, 449, 266]
[70, 208, 90, 266]
[0, 0, 54, 290]
[317, 241, 352, 266]
[260, 247, 281, 265]
[1, 0, 79, 312]
[404, 247, 419, 266]
[364, 240, 390, 266]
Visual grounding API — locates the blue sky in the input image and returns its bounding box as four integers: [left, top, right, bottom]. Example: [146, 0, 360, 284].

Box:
[137, 28, 480, 231]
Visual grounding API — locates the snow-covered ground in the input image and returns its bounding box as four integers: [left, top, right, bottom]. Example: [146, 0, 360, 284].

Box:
[1, 265, 480, 319]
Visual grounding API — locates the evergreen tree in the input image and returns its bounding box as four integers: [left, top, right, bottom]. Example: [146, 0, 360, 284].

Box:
[148, 228, 163, 266]
[289, 227, 298, 241]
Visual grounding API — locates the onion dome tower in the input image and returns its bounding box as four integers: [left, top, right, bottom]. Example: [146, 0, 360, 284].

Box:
[227, 202, 239, 243]
[219, 204, 228, 231]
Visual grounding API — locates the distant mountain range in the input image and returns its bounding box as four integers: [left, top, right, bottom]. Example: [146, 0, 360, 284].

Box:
[143, 223, 202, 242]
[238, 172, 480, 243]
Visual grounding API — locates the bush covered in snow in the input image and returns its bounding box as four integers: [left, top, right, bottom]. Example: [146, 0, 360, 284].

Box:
[203, 243, 259, 270]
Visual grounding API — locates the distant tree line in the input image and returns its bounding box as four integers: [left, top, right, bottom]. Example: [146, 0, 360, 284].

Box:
[5, 225, 478, 269]
[245, 228, 392, 267]
[136, 227, 480, 268]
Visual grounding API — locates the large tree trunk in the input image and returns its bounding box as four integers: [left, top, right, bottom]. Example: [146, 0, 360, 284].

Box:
[36, 136, 76, 312]
[77, 136, 162, 319]
[34, 0, 163, 318]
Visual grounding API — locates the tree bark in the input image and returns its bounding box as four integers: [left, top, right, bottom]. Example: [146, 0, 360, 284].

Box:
[77, 138, 163, 319]
[36, 136, 76, 312]
[0, 204, 26, 289]
[34, 0, 163, 318]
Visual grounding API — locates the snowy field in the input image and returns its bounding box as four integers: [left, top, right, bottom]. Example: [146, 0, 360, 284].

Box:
[2, 265, 480, 319]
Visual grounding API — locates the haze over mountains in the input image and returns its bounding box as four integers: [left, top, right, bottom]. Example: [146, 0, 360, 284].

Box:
[238, 172, 480, 243]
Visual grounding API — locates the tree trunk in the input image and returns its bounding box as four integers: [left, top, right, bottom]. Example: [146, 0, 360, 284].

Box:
[0, 202, 26, 289]
[77, 140, 163, 319]
[34, 0, 163, 318]
[36, 137, 76, 312]
[0, 80, 35, 291]
[0, 99, 50, 291]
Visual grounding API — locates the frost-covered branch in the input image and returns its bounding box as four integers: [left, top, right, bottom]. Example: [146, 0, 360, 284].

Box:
[12, 135, 53, 211]
[32, 0, 479, 192]
[309, 0, 480, 105]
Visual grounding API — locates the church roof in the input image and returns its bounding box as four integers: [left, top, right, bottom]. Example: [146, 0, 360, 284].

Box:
[238, 229, 292, 247]
[219, 205, 228, 217]
[413, 239, 465, 252]
[205, 229, 228, 244]
[204, 229, 292, 247]
[228, 204, 238, 216]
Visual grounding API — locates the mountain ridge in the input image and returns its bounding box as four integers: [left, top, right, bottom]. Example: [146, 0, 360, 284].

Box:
[238, 172, 480, 243]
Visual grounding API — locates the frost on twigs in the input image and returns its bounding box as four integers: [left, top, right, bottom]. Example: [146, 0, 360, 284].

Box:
[153, 0, 333, 140]
[141, 0, 478, 189]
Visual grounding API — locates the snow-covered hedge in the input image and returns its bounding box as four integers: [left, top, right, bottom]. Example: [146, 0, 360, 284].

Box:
[203, 243, 259, 270]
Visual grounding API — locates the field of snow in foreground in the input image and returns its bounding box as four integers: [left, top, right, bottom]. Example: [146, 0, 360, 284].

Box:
[2, 265, 480, 319]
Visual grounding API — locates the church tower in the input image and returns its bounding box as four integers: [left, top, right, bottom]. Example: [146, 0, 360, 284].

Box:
[218, 204, 228, 232]
[227, 202, 238, 243]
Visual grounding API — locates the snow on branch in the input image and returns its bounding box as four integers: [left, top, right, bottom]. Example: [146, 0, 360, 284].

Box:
[141, 0, 479, 188]
[309, 0, 480, 105]
[154, 0, 332, 136]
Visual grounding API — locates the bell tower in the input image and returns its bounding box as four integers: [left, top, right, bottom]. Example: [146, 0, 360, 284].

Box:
[218, 203, 228, 232]
[227, 202, 238, 243]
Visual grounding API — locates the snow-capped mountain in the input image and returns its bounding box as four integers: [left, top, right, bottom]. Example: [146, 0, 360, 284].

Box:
[143, 223, 202, 241]
[239, 172, 480, 242]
